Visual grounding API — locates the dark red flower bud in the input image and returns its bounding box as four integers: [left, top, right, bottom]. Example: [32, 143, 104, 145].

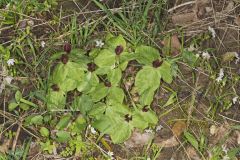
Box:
[115, 45, 124, 55]
[64, 43, 71, 53]
[87, 62, 97, 72]
[124, 114, 132, 122]
[104, 81, 112, 88]
[61, 54, 69, 64]
[142, 105, 149, 112]
[152, 59, 162, 68]
[51, 84, 59, 91]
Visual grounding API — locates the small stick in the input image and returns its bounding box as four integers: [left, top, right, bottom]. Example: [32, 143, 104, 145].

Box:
[12, 122, 22, 151]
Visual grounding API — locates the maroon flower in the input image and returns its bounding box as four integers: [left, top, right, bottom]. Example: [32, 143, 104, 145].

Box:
[142, 105, 149, 112]
[87, 62, 97, 72]
[152, 59, 162, 68]
[51, 84, 59, 91]
[115, 45, 124, 55]
[64, 43, 71, 53]
[124, 114, 132, 122]
[104, 81, 112, 88]
[61, 54, 69, 64]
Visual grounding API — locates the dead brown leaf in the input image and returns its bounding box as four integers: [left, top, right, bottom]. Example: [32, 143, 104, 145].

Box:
[186, 146, 201, 160]
[172, 121, 187, 137]
[162, 35, 181, 56]
[124, 130, 153, 148]
[172, 12, 196, 25]
[194, 0, 209, 19]
[0, 138, 11, 153]
[235, 15, 240, 26]
[156, 136, 179, 148]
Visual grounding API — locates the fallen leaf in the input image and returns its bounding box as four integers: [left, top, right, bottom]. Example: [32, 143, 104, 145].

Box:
[162, 35, 181, 56]
[172, 121, 187, 137]
[0, 138, 11, 153]
[186, 146, 201, 160]
[124, 130, 153, 148]
[235, 15, 240, 26]
[194, 0, 209, 19]
[209, 125, 217, 135]
[172, 12, 196, 25]
[156, 136, 179, 148]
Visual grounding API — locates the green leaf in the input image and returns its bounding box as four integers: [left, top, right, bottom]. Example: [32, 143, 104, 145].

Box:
[59, 78, 77, 92]
[89, 83, 109, 102]
[92, 116, 113, 134]
[56, 131, 71, 143]
[30, 115, 43, 125]
[182, 50, 198, 67]
[77, 72, 99, 93]
[20, 98, 38, 108]
[56, 114, 71, 130]
[162, 92, 176, 108]
[15, 90, 22, 103]
[71, 94, 93, 115]
[130, 113, 148, 130]
[158, 61, 173, 84]
[109, 122, 132, 144]
[19, 103, 30, 111]
[88, 102, 107, 120]
[65, 62, 85, 81]
[8, 102, 19, 111]
[139, 87, 156, 106]
[50, 52, 65, 61]
[135, 45, 160, 65]
[184, 131, 199, 150]
[47, 90, 66, 110]
[40, 127, 50, 137]
[52, 63, 68, 84]
[106, 35, 126, 50]
[108, 87, 125, 104]
[107, 68, 122, 86]
[94, 49, 115, 68]
[135, 66, 161, 95]
[71, 115, 87, 133]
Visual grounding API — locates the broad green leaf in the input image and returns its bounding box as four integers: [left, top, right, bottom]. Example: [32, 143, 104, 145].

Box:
[89, 83, 109, 102]
[94, 49, 115, 68]
[56, 131, 71, 143]
[95, 66, 111, 75]
[107, 68, 122, 86]
[65, 62, 85, 81]
[47, 90, 66, 110]
[130, 113, 148, 130]
[92, 116, 114, 134]
[182, 50, 198, 67]
[88, 102, 107, 120]
[106, 35, 126, 50]
[19, 103, 30, 111]
[71, 115, 87, 133]
[184, 131, 199, 150]
[8, 102, 19, 111]
[109, 122, 132, 144]
[40, 127, 50, 137]
[135, 45, 160, 65]
[77, 72, 99, 93]
[108, 87, 125, 104]
[50, 52, 64, 61]
[71, 94, 93, 115]
[30, 115, 43, 125]
[56, 114, 71, 130]
[59, 78, 77, 92]
[106, 103, 130, 115]
[158, 61, 173, 84]
[139, 87, 156, 106]
[135, 66, 160, 95]
[140, 110, 158, 125]
[15, 91, 22, 103]
[52, 63, 68, 84]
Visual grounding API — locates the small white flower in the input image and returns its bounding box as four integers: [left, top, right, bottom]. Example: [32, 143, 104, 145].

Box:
[107, 151, 115, 160]
[202, 51, 211, 60]
[95, 40, 104, 48]
[216, 68, 224, 82]
[145, 129, 153, 133]
[4, 76, 13, 85]
[210, 125, 217, 135]
[232, 96, 238, 104]
[90, 127, 97, 134]
[187, 44, 196, 52]
[195, 54, 200, 58]
[234, 52, 240, 64]
[222, 144, 228, 154]
[7, 59, 15, 66]
[41, 41, 46, 48]
[156, 125, 163, 132]
[208, 26, 216, 38]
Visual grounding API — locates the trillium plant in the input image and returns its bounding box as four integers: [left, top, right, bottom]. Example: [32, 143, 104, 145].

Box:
[45, 34, 176, 144]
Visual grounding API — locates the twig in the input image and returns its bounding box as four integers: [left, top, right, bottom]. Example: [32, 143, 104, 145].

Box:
[168, 1, 196, 13]
[12, 121, 22, 151]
